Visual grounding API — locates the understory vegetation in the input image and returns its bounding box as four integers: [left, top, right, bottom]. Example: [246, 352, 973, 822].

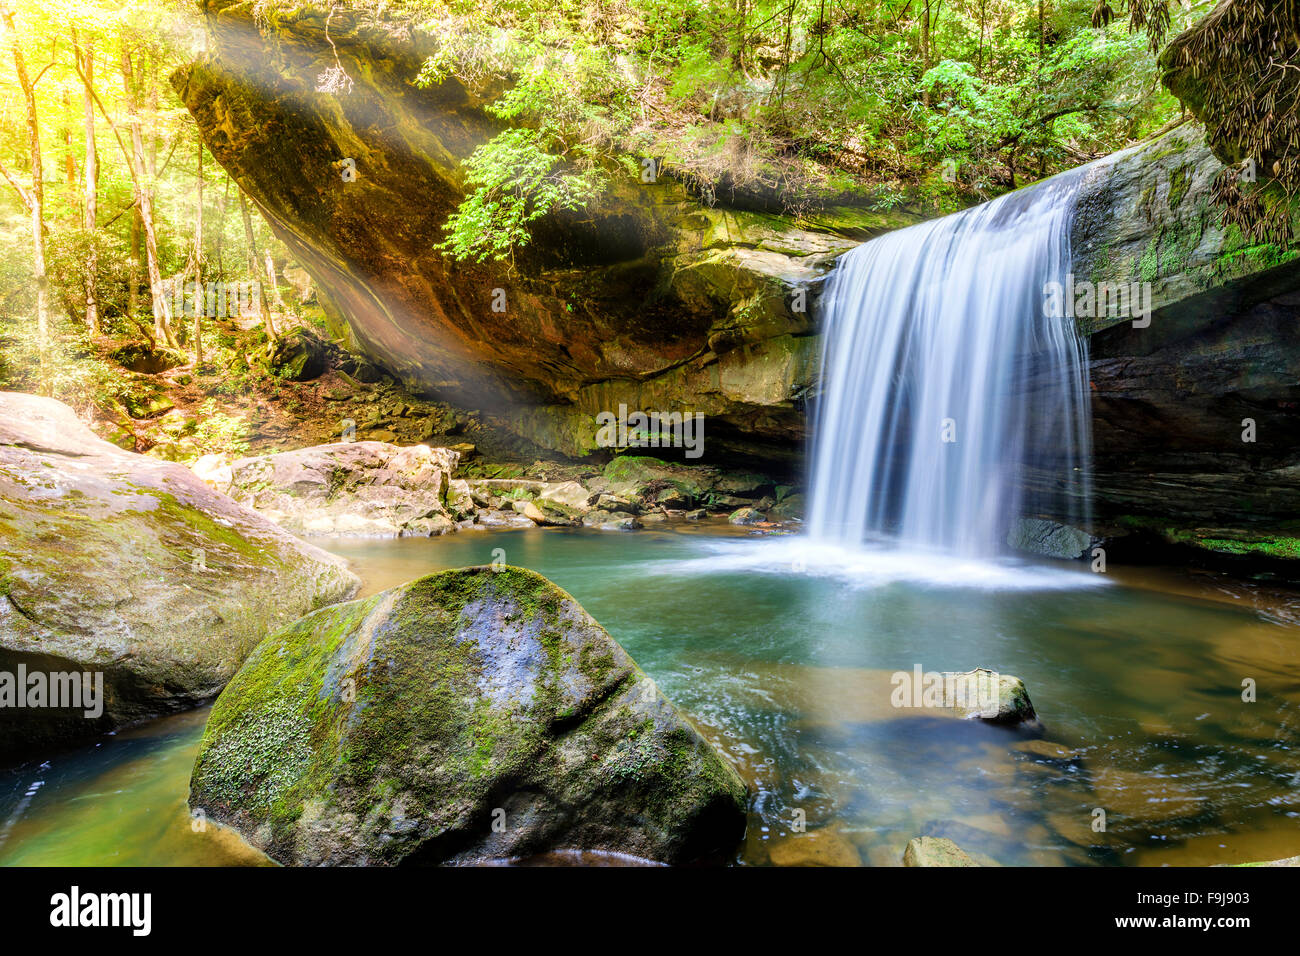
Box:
[408, 0, 1213, 260]
[0, 0, 1290, 440]
[0, 0, 332, 453]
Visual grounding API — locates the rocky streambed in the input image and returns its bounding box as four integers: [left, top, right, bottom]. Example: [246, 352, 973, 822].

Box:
[192, 440, 806, 538]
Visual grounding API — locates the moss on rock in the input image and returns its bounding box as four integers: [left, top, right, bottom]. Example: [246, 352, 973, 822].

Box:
[190, 565, 748, 865]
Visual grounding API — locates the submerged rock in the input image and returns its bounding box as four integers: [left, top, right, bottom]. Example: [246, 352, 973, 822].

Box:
[902, 836, 979, 867]
[196, 440, 459, 537]
[0, 392, 360, 761]
[767, 828, 862, 867]
[189, 566, 748, 865]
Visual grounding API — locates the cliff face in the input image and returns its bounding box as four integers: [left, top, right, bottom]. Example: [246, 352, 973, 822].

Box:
[181, 2, 1300, 550]
[1054, 122, 1300, 547]
[177, 1, 907, 468]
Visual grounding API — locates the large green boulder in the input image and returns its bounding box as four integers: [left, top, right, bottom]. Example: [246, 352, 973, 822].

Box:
[189, 566, 748, 865]
[0, 392, 360, 763]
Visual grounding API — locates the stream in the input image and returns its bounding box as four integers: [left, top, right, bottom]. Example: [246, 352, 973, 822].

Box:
[2, 523, 1299, 866]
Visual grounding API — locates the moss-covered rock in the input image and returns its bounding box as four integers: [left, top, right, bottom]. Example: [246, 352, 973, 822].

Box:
[0, 392, 360, 763]
[189, 565, 748, 865]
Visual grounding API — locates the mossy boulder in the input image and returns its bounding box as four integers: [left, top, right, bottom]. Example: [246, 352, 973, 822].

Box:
[0, 392, 360, 763]
[189, 566, 749, 865]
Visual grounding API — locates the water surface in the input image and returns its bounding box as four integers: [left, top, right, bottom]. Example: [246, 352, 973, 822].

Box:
[4, 525, 1298, 866]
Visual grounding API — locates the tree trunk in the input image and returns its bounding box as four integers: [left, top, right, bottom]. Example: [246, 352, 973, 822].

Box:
[214, 173, 230, 282]
[921, 0, 932, 108]
[2, 2, 50, 393]
[193, 141, 203, 365]
[239, 190, 277, 340]
[120, 44, 177, 349]
[75, 34, 99, 335]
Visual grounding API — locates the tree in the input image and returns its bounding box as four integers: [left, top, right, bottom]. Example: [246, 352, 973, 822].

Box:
[238, 188, 276, 341]
[0, 0, 50, 392]
[73, 28, 98, 334]
[118, 38, 176, 348]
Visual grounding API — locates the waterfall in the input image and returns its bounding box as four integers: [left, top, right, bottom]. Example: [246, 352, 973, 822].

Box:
[806, 171, 1092, 558]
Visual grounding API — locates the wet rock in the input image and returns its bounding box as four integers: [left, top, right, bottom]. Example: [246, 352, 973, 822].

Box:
[189, 566, 749, 865]
[0, 392, 359, 761]
[940, 668, 1039, 726]
[903, 836, 979, 867]
[767, 828, 862, 867]
[769, 493, 806, 521]
[729, 507, 765, 526]
[199, 440, 459, 537]
[1007, 518, 1094, 560]
[580, 510, 642, 531]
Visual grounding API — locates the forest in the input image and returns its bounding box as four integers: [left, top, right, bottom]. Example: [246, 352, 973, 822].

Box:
[0, 0, 1206, 457]
[1, 0, 1300, 896]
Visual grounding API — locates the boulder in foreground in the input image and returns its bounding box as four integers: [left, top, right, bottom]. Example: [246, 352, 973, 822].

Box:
[189, 566, 749, 865]
[0, 392, 360, 762]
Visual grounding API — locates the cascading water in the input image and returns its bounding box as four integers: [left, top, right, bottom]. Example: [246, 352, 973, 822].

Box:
[806, 170, 1092, 558]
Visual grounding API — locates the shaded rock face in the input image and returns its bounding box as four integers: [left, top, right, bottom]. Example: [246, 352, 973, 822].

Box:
[195, 440, 459, 537]
[1013, 119, 1300, 548]
[176, 1, 905, 467]
[0, 392, 360, 763]
[1007, 518, 1094, 561]
[189, 566, 749, 865]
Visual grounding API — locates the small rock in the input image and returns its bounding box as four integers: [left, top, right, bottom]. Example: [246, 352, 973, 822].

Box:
[540, 480, 593, 512]
[581, 510, 642, 531]
[940, 667, 1039, 726]
[729, 507, 765, 525]
[903, 836, 979, 867]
